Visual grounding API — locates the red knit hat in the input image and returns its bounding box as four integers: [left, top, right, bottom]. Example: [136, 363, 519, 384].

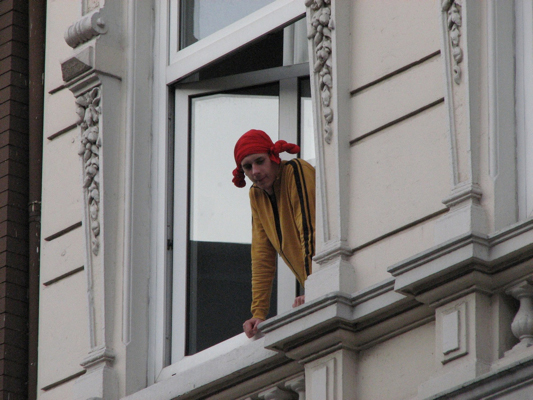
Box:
[232, 129, 300, 188]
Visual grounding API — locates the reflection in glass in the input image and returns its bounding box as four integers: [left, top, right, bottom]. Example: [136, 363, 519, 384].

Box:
[187, 86, 279, 354]
[180, 0, 276, 49]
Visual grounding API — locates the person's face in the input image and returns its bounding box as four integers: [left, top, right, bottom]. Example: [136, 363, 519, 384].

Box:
[241, 153, 279, 195]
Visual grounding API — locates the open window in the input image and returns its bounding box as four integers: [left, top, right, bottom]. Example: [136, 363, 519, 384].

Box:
[155, 0, 314, 368]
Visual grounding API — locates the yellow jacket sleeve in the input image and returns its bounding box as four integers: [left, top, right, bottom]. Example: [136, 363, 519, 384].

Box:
[250, 200, 277, 320]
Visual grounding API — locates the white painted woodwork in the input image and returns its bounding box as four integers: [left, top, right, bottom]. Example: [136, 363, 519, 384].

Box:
[166, 0, 305, 84]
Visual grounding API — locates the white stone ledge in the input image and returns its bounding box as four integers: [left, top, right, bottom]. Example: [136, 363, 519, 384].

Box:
[388, 218, 533, 302]
[261, 281, 431, 355]
[124, 335, 289, 400]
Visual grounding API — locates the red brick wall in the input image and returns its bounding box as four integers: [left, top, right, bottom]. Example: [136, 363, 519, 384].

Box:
[0, 1, 29, 399]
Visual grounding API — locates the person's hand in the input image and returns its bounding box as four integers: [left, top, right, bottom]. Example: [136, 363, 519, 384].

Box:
[293, 295, 305, 308]
[243, 317, 264, 338]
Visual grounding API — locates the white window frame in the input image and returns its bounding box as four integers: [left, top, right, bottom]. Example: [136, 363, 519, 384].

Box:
[150, 0, 306, 384]
[171, 65, 309, 362]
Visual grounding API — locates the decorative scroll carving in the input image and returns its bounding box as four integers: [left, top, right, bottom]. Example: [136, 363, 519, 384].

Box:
[65, 11, 107, 48]
[76, 87, 102, 256]
[442, 0, 463, 84]
[306, 0, 334, 144]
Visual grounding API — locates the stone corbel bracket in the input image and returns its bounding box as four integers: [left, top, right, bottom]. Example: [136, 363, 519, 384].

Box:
[65, 10, 108, 49]
[75, 86, 102, 256]
[306, 0, 335, 144]
[442, 0, 463, 84]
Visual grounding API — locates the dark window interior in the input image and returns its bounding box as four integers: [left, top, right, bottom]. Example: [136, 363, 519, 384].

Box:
[187, 241, 277, 354]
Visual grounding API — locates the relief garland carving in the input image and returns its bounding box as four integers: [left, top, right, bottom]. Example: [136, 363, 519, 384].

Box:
[76, 87, 102, 256]
[442, 0, 463, 84]
[306, 0, 334, 144]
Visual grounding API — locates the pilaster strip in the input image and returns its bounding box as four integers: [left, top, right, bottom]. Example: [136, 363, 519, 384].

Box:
[440, 0, 460, 187]
[306, 0, 334, 144]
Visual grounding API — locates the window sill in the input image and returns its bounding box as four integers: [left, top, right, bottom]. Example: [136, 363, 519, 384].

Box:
[126, 333, 283, 400]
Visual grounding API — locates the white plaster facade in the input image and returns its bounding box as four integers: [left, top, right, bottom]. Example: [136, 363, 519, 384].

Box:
[37, 0, 533, 399]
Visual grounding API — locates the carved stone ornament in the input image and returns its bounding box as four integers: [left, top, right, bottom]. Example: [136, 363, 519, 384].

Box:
[65, 11, 107, 49]
[306, 0, 335, 144]
[507, 281, 533, 351]
[442, 0, 463, 84]
[76, 87, 102, 256]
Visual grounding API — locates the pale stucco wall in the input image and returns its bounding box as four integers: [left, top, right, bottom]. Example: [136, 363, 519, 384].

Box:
[348, 0, 450, 291]
[38, 0, 89, 396]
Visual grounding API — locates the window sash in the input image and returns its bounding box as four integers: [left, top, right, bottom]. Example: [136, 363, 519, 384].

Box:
[167, 0, 305, 84]
[151, 0, 311, 382]
[171, 64, 309, 364]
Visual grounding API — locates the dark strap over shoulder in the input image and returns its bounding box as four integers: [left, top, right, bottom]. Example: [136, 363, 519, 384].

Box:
[286, 159, 314, 276]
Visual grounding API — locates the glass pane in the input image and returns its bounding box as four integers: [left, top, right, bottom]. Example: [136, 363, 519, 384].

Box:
[187, 85, 279, 354]
[180, 0, 277, 49]
[300, 78, 315, 164]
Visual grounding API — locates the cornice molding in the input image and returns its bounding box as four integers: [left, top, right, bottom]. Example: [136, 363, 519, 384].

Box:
[313, 240, 352, 264]
[65, 10, 108, 49]
[263, 219, 533, 361]
[80, 346, 116, 369]
[442, 182, 483, 208]
[389, 218, 533, 301]
[430, 353, 533, 399]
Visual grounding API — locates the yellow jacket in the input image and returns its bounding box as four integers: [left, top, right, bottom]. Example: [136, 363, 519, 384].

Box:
[249, 159, 316, 320]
